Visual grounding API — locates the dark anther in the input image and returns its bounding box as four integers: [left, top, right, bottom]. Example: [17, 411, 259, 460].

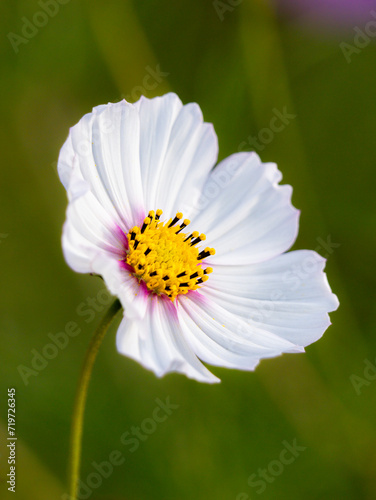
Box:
[176, 222, 187, 234]
[190, 237, 201, 246]
[169, 215, 180, 227]
[198, 250, 210, 260]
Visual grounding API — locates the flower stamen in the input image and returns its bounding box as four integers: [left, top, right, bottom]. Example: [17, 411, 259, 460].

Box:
[125, 210, 215, 301]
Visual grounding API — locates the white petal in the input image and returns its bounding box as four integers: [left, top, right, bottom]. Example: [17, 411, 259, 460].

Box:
[177, 291, 303, 372]
[116, 297, 219, 383]
[62, 101, 145, 229]
[91, 253, 149, 321]
[178, 304, 261, 371]
[134, 94, 218, 219]
[62, 192, 125, 274]
[190, 152, 299, 265]
[204, 250, 339, 346]
[90, 102, 145, 227]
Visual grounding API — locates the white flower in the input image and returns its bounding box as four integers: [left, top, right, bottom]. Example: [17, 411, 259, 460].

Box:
[58, 93, 339, 383]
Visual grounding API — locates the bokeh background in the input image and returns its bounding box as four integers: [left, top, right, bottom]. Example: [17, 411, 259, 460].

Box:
[1, 0, 376, 498]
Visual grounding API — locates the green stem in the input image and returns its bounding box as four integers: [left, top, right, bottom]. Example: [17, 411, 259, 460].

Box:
[68, 298, 122, 500]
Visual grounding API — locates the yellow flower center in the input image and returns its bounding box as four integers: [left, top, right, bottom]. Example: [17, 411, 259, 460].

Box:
[125, 209, 214, 301]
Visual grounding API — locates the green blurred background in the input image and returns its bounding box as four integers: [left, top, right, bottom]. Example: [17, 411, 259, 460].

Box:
[1, 0, 376, 498]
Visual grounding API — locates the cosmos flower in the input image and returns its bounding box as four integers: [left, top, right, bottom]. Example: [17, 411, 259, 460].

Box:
[58, 93, 338, 383]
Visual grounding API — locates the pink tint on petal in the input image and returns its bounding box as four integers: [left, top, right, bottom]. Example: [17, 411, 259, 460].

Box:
[114, 224, 129, 253]
[139, 280, 152, 299]
[133, 208, 147, 228]
[119, 260, 134, 273]
[181, 289, 209, 306]
[162, 293, 179, 318]
[118, 260, 156, 301]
